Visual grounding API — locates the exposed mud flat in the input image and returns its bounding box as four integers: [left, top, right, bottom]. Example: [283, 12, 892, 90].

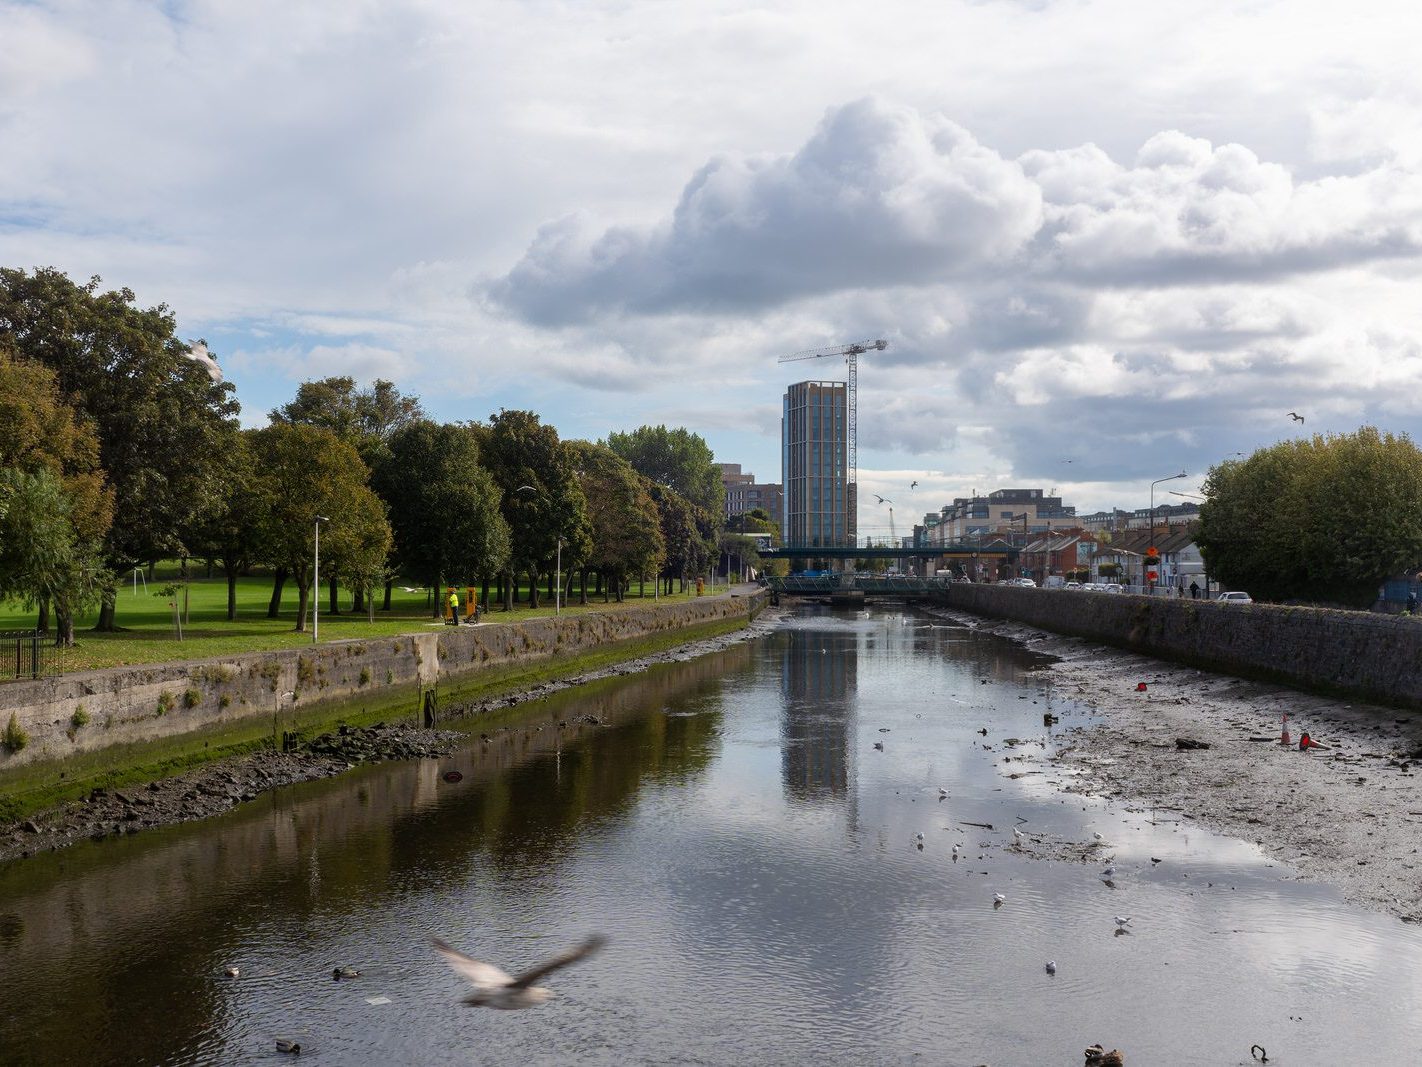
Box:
[931, 607, 1422, 921]
[0, 609, 786, 865]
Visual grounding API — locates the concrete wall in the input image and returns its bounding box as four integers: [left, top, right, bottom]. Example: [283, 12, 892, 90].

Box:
[0, 590, 767, 786]
[933, 584, 1422, 709]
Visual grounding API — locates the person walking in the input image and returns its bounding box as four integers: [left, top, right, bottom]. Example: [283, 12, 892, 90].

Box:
[1408, 590, 1418, 615]
[447, 587, 460, 626]
[1190, 580, 1200, 600]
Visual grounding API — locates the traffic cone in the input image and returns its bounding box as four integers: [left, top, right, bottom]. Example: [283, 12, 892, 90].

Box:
[1279, 713, 1291, 746]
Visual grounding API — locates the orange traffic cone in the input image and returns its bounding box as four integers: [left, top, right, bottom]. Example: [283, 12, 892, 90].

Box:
[1279, 713, 1291, 746]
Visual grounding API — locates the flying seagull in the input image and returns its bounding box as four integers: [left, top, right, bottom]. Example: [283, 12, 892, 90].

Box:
[1287, 411, 1304, 423]
[183, 341, 223, 384]
[432, 934, 606, 1009]
[873, 494, 893, 505]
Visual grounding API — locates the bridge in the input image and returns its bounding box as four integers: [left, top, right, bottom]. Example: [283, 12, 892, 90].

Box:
[763, 574, 960, 598]
[760, 544, 1019, 560]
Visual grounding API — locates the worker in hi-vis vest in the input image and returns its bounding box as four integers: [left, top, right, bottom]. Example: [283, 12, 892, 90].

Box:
[447, 587, 460, 625]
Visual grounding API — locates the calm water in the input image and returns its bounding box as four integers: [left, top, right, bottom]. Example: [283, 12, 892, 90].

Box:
[3, 605, 1421, 1065]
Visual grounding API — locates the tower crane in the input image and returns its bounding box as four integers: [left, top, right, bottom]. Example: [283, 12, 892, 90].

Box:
[778, 339, 888, 502]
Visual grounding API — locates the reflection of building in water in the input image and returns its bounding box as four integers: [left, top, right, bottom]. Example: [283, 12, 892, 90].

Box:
[780, 631, 856, 800]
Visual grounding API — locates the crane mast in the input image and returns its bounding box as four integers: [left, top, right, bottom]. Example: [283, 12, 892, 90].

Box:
[777, 339, 888, 512]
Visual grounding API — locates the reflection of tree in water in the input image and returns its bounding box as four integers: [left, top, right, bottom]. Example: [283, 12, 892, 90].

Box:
[779, 628, 856, 801]
[0, 647, 742, 1065]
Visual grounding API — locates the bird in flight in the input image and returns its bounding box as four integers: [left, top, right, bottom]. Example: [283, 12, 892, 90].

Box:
[183, 341, 223, 383]
[432, 934, 606, 1009]
[873, 494, 893, 505]
[1287, 412, 1305, 423]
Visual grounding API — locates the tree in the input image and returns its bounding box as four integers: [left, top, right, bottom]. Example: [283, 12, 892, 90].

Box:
[567, 441, 664, 602]
[0, 268, 239, 630]
[373, 421, 510, 610]
[0, 468, 106, 646]
[0, 350, 114, 642]
[268, 376, 424, 468]
[477, 411, 591, 610]
[649, 484, 702, 595]
[605, 425, 724, 519]
[248, 424, 392, 631]
[1197, 427, 1422, 606]
[185, 429, 267, 621]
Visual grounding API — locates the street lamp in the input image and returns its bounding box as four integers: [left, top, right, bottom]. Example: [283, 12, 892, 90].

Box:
[1149, 472, 1187, 595]
[312, 515, 329, 644]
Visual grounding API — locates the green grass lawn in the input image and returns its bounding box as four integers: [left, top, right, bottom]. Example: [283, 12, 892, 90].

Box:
[0, 570, 714, 674]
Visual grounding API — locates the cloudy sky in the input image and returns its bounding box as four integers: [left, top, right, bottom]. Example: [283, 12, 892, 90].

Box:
[3, 1, 1421, 538]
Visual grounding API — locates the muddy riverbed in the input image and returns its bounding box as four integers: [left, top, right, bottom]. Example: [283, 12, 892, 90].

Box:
[932, 607, 1422, 922]
[0, 612, 786, 864]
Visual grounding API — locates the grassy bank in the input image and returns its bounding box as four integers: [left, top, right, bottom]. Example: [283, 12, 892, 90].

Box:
[0, 609, 754, 823]
[0, 571, 714, 674]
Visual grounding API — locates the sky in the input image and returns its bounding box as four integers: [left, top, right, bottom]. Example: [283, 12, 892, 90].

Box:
[3, 0, 1421, 542]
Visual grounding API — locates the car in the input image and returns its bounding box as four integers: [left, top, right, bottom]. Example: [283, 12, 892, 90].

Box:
[1063, 581, 1082, 590]
[1101, 583, 1124, 594]
[1217, 591, 1253, 603]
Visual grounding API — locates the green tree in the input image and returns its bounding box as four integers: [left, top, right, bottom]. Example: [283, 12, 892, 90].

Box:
[477, 411, 591, 610]
[270, 376, 424, 613]
[185, 429, 267, 621]
[1197, 427, 1422, 605]
[605, 425, 724, 519]
[567, 441, 664, 602]
[268, 376, 424, 468]
[0, 350, 114, 642]
[0, 468, 106, 646]
[649, 484, 702, 595]
[373, 421, 510, 612]
[248, 424, 392, 632]
[0, 268, 239, 630]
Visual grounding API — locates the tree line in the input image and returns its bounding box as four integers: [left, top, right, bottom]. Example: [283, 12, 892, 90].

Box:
[0, 267, 751, 645]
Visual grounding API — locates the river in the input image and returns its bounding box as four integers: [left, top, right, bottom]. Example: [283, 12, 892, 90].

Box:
[2, 605, 1420, 1064]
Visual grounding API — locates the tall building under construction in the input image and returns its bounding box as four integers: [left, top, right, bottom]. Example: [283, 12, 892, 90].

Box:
[781, 380, 855, 550]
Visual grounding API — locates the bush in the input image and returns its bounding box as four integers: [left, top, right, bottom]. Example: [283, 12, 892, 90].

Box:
[156, 691, 174, 716]
[3, 713, 29, 753]
[71, 706, 91, 729]
[183, 688, 201, 708]
[359, 667, 371, 686]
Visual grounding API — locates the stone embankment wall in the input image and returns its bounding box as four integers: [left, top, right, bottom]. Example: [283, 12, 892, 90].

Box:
[933, 585, 1422, 708]
[0, 591, 767, 788]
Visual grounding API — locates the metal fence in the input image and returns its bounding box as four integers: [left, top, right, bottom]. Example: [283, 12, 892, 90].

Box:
[0, 631, 56, 682]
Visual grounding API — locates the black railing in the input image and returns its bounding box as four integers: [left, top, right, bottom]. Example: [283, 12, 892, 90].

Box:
[0, 631, 55, 682]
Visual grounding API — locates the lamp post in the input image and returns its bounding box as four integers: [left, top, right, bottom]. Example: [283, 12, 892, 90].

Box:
[312, 515, 329, 644]
[1149, 472, 1187, 595]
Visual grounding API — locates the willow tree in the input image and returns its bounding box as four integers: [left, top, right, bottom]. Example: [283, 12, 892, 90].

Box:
[0, 350, 114, 644]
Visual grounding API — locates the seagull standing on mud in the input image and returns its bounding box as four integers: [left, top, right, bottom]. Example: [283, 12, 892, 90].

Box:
[432, 935, 606, 1009]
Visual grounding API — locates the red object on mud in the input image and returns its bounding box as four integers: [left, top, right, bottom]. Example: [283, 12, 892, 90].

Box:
[1135, 682, 1148, 692]
[1280, 713, 1291, 746]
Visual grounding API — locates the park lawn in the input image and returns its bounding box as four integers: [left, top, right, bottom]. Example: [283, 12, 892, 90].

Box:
[0, 573, 707, 674]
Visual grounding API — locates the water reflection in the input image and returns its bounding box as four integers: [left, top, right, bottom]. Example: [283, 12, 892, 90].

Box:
[779, 627, 855, 801]
[3, 610, 1422, 1065]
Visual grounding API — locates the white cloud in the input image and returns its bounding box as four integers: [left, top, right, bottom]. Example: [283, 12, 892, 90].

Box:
[4, 0, 1422, 514]
[490, 98, 1044, 323]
